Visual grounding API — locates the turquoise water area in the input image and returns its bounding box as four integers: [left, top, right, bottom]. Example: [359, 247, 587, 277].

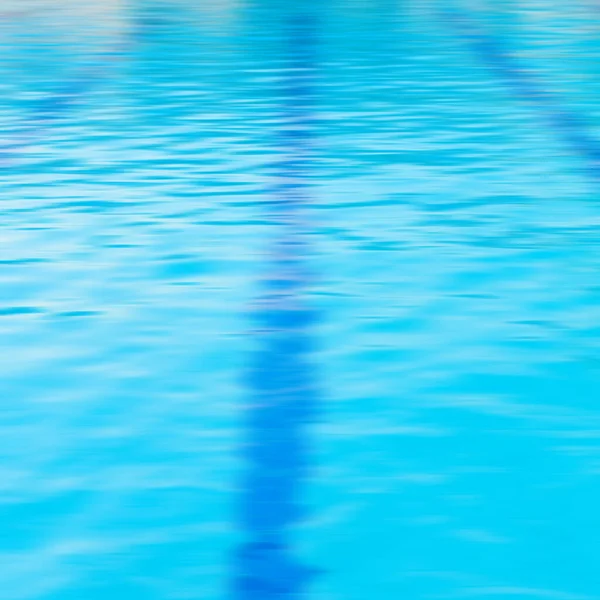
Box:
[1, 1, 600, 599]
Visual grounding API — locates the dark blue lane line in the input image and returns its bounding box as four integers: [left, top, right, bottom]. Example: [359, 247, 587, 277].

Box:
[232, 11, 323, 600]
[439, 2, 600, 176]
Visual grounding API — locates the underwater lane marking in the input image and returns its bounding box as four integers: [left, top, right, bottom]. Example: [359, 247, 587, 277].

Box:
[439, 2, 600, 176]
[232, 12, 324, 600]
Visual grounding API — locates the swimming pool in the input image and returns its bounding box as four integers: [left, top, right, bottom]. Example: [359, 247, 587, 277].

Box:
[2, 1, 600, 598]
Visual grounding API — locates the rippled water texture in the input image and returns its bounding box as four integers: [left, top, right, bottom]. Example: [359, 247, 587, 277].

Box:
[2, 1, 600, 599]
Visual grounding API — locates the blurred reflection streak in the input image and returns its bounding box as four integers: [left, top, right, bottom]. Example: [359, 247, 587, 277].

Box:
[439, 1, 600, 176]
[233, 10, 322, 600]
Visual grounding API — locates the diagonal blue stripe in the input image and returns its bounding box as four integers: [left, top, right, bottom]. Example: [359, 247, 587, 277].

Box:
[440, 2, 600, 177]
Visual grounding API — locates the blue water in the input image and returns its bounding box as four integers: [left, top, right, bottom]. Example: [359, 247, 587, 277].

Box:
[2, 1, 600, 599]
